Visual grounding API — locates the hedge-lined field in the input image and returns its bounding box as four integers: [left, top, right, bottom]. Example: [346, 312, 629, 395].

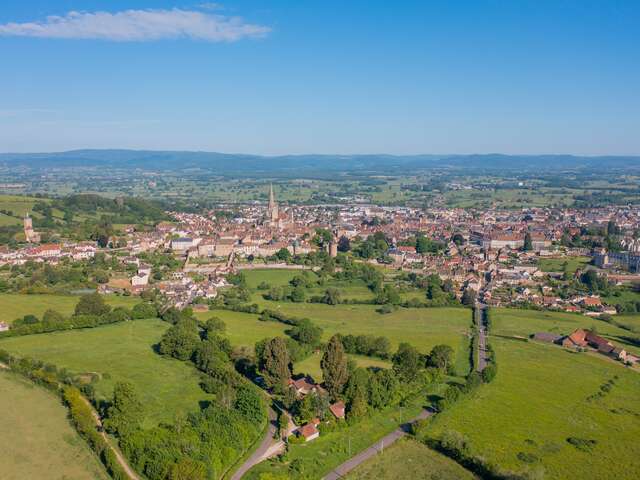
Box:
[421, 338, 640, 479]
[0, 371, 109, 480]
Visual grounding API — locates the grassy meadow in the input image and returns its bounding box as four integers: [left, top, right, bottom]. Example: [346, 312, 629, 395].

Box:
[0, 371, 109, 480]
[537, 256, 591, 273]
[491, 307, 640, 356]
[0, 293, 140, 325]
[421, 338, 640, 479]
[346, 437, 477, 480]
[0, 319, 212, 427]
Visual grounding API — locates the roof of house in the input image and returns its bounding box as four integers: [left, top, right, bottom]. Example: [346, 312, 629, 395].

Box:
[329, 401, 346, 418]
[299, 423, 319, 439]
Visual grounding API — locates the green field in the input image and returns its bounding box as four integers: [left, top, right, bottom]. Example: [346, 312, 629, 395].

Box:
[201, 303, 473, 375]
[421, 338, 640, 479]
[293, 353, 391, 380]
[346, 437, 477, 480]
[0, 319, 212, 427]
[491, 308, 640, 355]
[0, 371, 109, 480]
[537, 256, 591, 273]
[0, 293, 140, 325]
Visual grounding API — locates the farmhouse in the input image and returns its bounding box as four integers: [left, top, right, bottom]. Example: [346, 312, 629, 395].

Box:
[288, 376, 322, 397]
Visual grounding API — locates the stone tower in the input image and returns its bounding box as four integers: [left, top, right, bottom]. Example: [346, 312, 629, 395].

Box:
[268, 184, 279, 223]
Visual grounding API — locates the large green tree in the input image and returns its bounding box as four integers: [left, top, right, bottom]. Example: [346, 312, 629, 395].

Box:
[259, 337, 291, 393]
[74, 292, 111, 316]
[104, 381, 144, 437]
[321, 335, 349, 399]
[392, 342, 421, 381]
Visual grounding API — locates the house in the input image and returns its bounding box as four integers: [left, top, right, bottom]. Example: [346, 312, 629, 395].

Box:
[131, 273, 149, 287]
[298, 422, 319, 442]
[0, 321, 9, 332]
[288, 376, 321, 397]
[329, 401, 346, 419]
[561, 329, 588, 349]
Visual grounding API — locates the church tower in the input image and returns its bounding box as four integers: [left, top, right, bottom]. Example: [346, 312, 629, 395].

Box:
[268, 184, 279, 223]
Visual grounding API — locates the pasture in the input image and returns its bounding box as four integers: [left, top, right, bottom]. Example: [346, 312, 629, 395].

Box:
[0, 371, 109, 480]
[346, 437, 476, 480]
[421, 338, 640, 479]
[491, 307, 640, 355]
[0, 319, 213, 427]
[201, 303, 473, 375]
[0, 293, 140, 325]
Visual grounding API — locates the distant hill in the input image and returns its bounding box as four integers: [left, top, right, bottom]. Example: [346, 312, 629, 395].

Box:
[1, 150, 638, 175]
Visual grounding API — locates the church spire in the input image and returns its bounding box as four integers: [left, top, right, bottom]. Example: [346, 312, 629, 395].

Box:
[268, 183, 279, 223]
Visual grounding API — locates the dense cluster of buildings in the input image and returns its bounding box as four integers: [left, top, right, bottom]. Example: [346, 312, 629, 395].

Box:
[2, 186, 639, 316]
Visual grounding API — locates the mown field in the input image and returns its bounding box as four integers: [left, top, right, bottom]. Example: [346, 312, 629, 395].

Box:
[491, 307, 640, 355]
[0, 293, 140, 325]
[0, 319, 212, 427]
[537, 256, 591, 273]
[0, 371, 109, 480]
[421, 338, 640, 479]
[346, 437, 477, 480]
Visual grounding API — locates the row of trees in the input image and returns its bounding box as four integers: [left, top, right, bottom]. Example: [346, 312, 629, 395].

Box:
[2, 293, 157, 338]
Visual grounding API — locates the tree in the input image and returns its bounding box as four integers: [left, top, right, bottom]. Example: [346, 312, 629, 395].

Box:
[290, 285, 306, 303]
[259, 337, 291, 393]
[523, 232, 533, 251]
[131, 302, 157, 319]
[428, 344, 454, 372]
[275, 248, 292, 262]
[321, 335, 349, 399]
[158, 318, 201, 361]
[42, 309, 65, 324]
[288, 319, 322, 345]
[347, 392, 368, 421]
[322, 287, 341, 305]
[104, 381, 144, 437]
[204, 316, 226, 336]
[461, 289, 476, 306]
[392, 343, 421, 381]
[169, 459, 207, 480]
[337, 235, 351, 252]
[74, 292, 111, 316]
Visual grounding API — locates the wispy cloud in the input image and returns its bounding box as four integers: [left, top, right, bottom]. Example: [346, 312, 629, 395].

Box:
[0, 8, 270, 42]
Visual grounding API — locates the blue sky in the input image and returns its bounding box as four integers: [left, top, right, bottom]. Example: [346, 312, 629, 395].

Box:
[0, 0, 638, 155]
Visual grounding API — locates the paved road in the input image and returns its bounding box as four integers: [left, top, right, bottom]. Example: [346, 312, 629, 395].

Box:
[476, 303, 488, 372]
[229, 407, 278, 480]
[323, 408, 435, 480]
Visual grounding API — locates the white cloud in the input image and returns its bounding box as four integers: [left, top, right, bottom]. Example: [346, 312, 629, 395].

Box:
[0, 8, 270, 42]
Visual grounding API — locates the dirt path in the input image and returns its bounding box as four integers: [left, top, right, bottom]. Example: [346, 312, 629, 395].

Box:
[78, 396, 141, 480]
[323, 408, 435, 480]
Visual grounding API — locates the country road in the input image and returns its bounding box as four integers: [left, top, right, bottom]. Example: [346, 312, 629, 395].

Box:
[476, 303, 488, 372]
[229, 406, 279, 480]
[322, 408, 435, 480]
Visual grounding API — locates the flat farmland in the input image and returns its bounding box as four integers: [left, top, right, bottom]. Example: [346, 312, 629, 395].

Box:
[421, 338, 640, 479]
[0, 293, 140, 325]
[0, 371, 109, 480]
[0, 319, 212, 427]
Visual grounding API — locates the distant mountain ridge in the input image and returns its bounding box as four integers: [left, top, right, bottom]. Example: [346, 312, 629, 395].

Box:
[1, 150, 638, 174]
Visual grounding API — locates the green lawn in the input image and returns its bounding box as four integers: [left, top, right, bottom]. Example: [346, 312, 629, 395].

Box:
[0, 293, 140, 325]
[294, 353, 391, 380]
[0, 371, 109, 480]
[0, 319, 212, 427]
[241, 268, 303, 289]
[346, 437, 477, 480]
[421, 338, 640, 479]
[537, 256, 591, 273]
[491, 307, 640, 355]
